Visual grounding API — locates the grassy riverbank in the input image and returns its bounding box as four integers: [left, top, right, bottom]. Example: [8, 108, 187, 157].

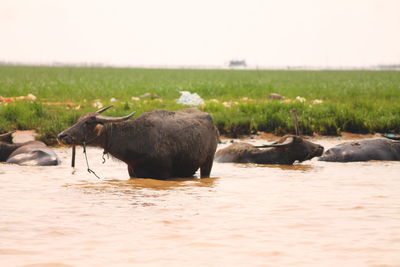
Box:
[0, 66, 399, 144]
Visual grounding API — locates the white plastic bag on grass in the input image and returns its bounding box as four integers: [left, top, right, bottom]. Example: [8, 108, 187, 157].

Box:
[176, 91, 205, 106]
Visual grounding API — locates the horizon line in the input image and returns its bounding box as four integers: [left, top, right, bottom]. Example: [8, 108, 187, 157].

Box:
[1, 60, 400, 71]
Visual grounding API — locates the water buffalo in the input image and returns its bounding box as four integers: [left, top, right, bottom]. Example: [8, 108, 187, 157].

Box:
[214, 135, 324, 164]
[0, 131, 13, 143]
[58, 106, 219, 179]
[0, 132, 60, 166]
[319, 138, 400, 162]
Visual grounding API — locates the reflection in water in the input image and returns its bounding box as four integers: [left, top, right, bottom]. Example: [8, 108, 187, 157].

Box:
[116, 177, 218, 189]
[65, 177, 218, 195]
[1, 139, 400, 266]
[234, 163, 314, 171]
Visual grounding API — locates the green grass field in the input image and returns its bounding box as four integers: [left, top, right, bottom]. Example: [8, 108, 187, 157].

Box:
[0, 65, 399, 144]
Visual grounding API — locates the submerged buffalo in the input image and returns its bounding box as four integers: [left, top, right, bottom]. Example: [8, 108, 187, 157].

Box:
[0, 132, 60, 166]
[215, 135, 324, 164]
[58, 106, 219, 179]
[319, 138, 400, 162]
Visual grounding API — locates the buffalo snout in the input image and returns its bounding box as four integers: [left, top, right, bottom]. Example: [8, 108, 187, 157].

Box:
[314, 144, 324, 157]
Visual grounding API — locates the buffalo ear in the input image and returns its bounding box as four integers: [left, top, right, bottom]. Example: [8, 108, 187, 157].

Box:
[94, 124, 105, 136]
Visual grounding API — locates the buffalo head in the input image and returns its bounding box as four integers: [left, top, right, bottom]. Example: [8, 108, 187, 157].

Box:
[0, 131, 14, 143]
[57, 105, 135, 146]
[256, 135, 324, 162]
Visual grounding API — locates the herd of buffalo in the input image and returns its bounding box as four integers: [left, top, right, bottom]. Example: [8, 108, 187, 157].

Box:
[1, 107, 399, 179]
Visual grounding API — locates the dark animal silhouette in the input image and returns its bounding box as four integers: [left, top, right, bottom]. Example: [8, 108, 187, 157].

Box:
[319, 138, 400, 162]
[215, 135, 324, 164]
[0, 132, 60, 166]
[58, 106, 219, 179]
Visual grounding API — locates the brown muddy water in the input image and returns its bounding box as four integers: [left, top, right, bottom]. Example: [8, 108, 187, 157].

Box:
[1, 138, 400, 267]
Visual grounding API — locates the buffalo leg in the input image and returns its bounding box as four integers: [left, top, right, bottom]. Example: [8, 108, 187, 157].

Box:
[128, 166, 136, 178]
[200, 156, 214, 178]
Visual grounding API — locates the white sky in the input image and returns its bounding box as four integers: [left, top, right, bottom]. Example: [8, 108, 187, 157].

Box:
[1, 0, 399, 67]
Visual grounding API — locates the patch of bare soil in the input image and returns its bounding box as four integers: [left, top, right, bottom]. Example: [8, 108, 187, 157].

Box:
[12, 130, 38, 143]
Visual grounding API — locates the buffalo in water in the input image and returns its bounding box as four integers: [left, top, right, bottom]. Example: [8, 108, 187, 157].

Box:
[214, 135, 324, 164]
[319, 137, 400, 162]
[58, 106, 219, 179]
[0, 132, 60, 166]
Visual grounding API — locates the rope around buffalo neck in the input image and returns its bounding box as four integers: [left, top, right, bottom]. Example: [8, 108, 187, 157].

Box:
[83, 141, 102, 179]
[80, 123, 115, 179]
[83, 123, 112, 164]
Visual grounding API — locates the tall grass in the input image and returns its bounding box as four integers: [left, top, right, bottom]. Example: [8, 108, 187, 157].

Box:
[0, 66, 399, 143]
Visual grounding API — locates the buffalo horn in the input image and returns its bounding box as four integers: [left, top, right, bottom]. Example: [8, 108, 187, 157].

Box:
[96, 105, 114, 114]
[255, 136, 294, 148]
[95, 112, 136, 123]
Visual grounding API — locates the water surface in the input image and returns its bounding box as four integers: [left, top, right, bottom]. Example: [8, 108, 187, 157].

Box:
[1, 138, 399, 266]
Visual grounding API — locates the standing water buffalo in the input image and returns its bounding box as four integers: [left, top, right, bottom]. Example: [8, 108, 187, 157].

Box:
[58, 106, 219, 179]
[0, 132, 60, 166]
[214, 135, 324, 164]
[319, 138, 400, 162]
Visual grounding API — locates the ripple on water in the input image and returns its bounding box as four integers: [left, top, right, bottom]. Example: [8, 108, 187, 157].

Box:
[22, 263, 74, 267]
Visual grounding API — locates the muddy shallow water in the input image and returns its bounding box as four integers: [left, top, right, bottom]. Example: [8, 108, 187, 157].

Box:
[1, 138, 400, 267]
